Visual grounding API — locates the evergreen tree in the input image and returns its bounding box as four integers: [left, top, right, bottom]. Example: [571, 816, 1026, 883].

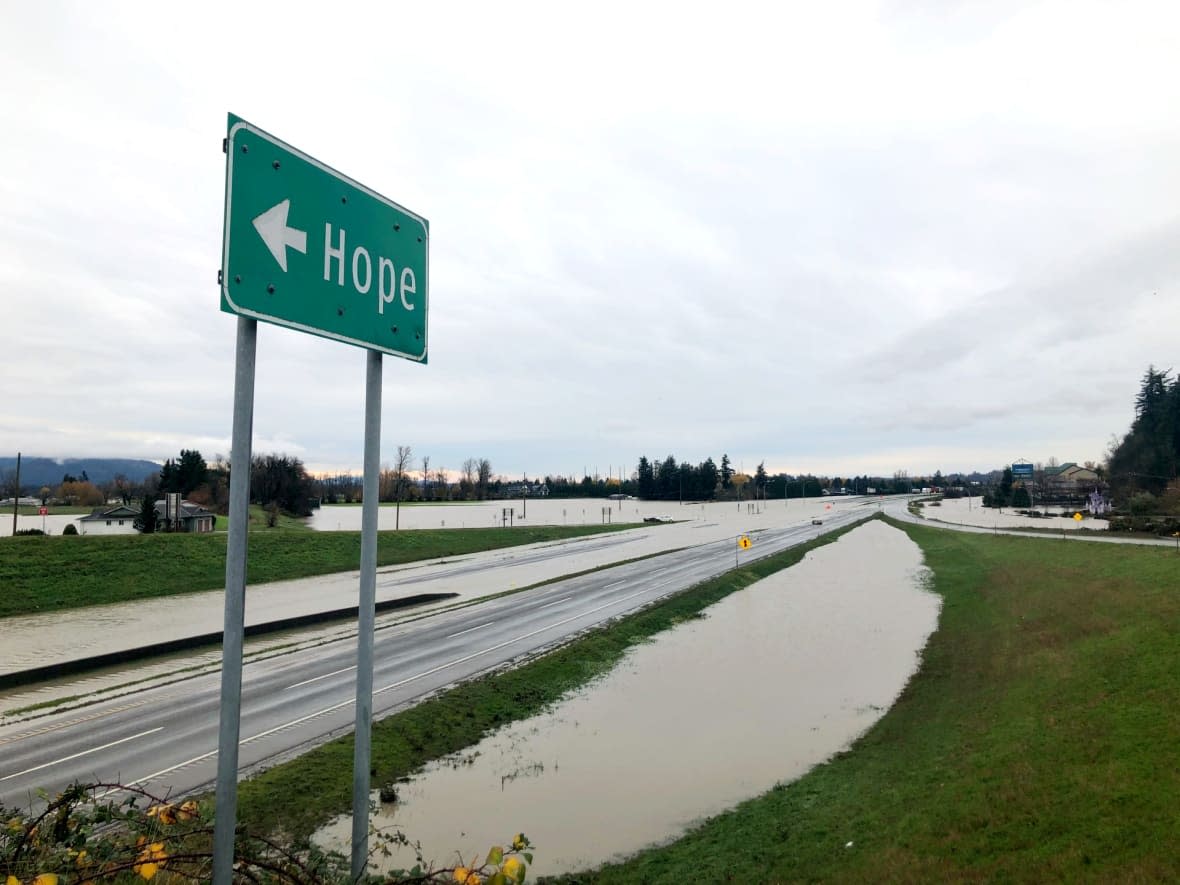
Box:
[678, 461, 694, 501]
[636, 457, 655, 498]
[698, 457, 718, 498]
[158, 459, 178, 493]
[134, 494, 158, 534]
[998, 467, 1014, 506]
[657, 455, 679, 500]
[176, 449, 208, 497]
[1108, 366, 1179, 496]
[720, 454, 733, 489]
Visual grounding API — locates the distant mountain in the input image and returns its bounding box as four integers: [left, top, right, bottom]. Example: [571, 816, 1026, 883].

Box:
[0, 457, 162, 491]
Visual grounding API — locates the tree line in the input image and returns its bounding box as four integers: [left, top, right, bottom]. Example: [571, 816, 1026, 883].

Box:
[312, 451, 498, 505]
[1106, 365, 1180, 513]
[132, 450, 316, 532]
[633, 454, 926, 501]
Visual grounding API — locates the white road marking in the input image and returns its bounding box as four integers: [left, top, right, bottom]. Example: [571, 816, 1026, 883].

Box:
[117, 699, 358, 793]
[117, 749, 219, 794]
[446, 621, 494, 639]
[0, 699, 155, 746]
[605, 580, 626, 589]
[539, 596, 573, 608]
[2, 727, 164, 782]
[286, 664, 356, 691]
[239, 701, 351, 745]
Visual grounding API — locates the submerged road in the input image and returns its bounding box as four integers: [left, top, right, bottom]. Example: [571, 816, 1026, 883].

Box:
[0, 510, 868, 809]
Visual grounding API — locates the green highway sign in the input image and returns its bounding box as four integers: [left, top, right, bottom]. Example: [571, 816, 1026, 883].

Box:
[220, 114, 429, 362]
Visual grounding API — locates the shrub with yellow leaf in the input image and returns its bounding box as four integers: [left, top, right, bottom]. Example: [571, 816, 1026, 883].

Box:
[1, 781, 535, 884]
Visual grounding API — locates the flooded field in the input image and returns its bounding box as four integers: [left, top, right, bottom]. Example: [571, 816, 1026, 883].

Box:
[315, 520, 940, 876]
[307, 495, 865, 532]
[918, 496, 1096, 531]
[0, 514, 79, 537]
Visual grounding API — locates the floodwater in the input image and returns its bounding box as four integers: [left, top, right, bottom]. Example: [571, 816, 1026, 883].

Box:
[0, 514, 79, 537]
[306, 495, 863, 532]
[314, 520, 940, 877]
[917, 496, 1093, 531]
[309, 497, 648, 531]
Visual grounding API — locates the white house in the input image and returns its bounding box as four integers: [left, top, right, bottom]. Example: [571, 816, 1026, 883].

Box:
[77, 504, 140, 535]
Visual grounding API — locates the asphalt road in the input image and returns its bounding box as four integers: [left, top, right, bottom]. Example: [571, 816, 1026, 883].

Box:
[0, 509, 868, 809]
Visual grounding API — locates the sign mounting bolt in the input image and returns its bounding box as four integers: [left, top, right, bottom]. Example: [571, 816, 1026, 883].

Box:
[267, 284, 275, 294]
[272, 160, 281, 169]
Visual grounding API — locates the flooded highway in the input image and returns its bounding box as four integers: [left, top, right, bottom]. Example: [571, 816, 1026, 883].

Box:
[1, 496, 874, 690]
[314, 519, 940, 876]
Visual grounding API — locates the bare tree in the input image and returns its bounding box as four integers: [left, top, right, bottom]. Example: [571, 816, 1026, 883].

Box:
[434, 467, 450, 500]
[0, 469, 19, 501]
[420, 455, 431, 501]
[394, 445, 413, 530]
[379, 464, 397, 502]
[477, 459, 493, 501]
[461, 458, 478, 500]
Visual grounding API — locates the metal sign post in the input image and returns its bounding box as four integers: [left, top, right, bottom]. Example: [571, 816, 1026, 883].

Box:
[212, 316, 257, 884]
[351, 349, 382, 878]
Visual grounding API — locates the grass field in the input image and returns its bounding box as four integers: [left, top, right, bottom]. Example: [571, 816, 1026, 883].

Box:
[218, 503, 316, 532]
[562, 520, 1180, 882]
[0, 524, 636, 619]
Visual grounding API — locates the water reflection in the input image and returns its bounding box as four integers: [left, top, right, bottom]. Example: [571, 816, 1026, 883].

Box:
[315, 520, 939, 876]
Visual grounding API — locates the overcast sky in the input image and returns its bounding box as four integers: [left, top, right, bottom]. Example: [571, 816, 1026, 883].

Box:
[3, 1, 1178, 480]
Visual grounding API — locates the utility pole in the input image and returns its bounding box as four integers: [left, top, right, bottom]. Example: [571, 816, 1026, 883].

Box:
[10, 451, 20, 535]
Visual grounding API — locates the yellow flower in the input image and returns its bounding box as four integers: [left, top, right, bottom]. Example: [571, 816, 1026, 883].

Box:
[137, 862, 159, 881]
[8, 875, 22, 885]
[453, 868, 481, 884]
[511, 833, 527, 851]
[33, 875, 60, 885]
[178, 800, 199, 821]
[502, 855, 526, 882]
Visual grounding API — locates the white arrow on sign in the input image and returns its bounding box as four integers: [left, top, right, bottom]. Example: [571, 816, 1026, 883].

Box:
[252, 199, 307, 272]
